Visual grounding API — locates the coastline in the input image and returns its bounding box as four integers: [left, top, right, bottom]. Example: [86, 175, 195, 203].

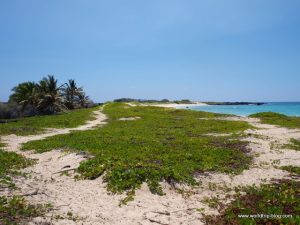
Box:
[155, 102, 300, 118]
[151, 102, 208, 108]
[1, 103, 300, 224]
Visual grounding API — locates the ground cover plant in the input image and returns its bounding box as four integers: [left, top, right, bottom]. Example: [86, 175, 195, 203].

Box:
[0, 147, 32, 188]
[22, 103, 253, 200]
[250, 112, 300, 129]
[0, 196, 50, 225]
[205, 169, 300, 225]
[284, 138, 300, 151]
[281, 165, 300, 176]
[0, 143, 48, 224]
[0, 107, 98, 136]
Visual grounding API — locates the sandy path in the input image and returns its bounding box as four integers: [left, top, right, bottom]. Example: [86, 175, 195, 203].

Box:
[1, 110, 107, 156]
[1, 111, 300, 225]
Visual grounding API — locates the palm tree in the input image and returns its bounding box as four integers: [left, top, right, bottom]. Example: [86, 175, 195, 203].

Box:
[62, 79, 83, 109]
[37, 75, 67, 114]
[9, 82, 39, 114]
[9, 75, 91, 116]
[77, 92, 90, 108]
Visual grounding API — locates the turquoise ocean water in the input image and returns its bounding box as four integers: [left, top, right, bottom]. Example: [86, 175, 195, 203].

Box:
[181, 102, 300, 117]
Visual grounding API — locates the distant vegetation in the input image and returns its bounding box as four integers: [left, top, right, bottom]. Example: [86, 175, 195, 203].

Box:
[0, 75, 94, 119]
[174, 99, 193, 104]
[22, 103, 252, 202]
[113, 98, 193, 104]
[250, 112, 300, 129]
[205, 102, 265, 106]
[114, 98, 170, 103]
[113, 99, 267, 105]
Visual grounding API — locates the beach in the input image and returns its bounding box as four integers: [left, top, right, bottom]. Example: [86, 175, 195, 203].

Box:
[2, 1, 299, 224]
[186, 102, 300, 117]
[1, 103, 300, 224]
[126, 102, 208, 108]
[152, 102, 208, 108]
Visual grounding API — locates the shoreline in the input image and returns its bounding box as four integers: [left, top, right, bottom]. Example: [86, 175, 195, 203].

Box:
[1, 104, 300, 224]
[152, 102, 300, 118]
[152, 103, 250, 117]
[151, 102, 208, 108]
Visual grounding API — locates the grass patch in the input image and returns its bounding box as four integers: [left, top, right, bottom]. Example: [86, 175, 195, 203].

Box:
[281, 166, 300, 176]
[250, 112, 300, 129]
[0, 144, 47, 224]
[22, 103, 253, 199]
[0, 107, 98, 136]
[0, 149, 33, 188]
[201, 196, 221, 209]
[284, 138, 300, 151]
[0, 196, 51, 225]
[205, 179, 300, 225]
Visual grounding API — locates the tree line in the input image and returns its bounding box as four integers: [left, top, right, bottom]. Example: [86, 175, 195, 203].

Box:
[1, 75, 94, 119]
[113, 98, 192, 104]
[113, 98, 170, 103]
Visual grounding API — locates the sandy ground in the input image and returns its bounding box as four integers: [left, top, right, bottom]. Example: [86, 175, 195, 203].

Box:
[151, 102, 207, 108]
[1, 108, 300, 225]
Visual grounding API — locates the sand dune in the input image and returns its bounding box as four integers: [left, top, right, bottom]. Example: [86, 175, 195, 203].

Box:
[1, 108, 300, 224]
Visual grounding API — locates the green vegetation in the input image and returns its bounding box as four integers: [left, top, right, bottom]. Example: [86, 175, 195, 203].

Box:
[201, 196, 221, 209]
[113, 98, 193, 104]
[0, 196, 50, 225]
[205, 102, 265, 106]
[0, 148, 32, 188]
[174, 99, 193, 104]
[0, 105, 97, 223]
[281, 165, 300, 175]
[2, 75, 94, 119]
[61, 79, 90, 109]
[284, 138, 300, 151]
[0, 107, 97, 136]
[22, 103, 252, 200]
[250, 112, 300, 129]
[0, 144, 48, 224]
[0, 102, 98, 222]
[113, 98, 168, 103]
[206, 178, 300, 225]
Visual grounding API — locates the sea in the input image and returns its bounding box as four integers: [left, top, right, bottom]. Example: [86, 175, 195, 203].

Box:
[179, 102, 300, 117]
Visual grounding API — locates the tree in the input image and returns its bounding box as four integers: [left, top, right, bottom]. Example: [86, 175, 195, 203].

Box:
[37, 75, 67, 114]
[8, 75, 92, 117]
[77, 92, 90, 108]
[9, 82, 39, 114]
[62, 79, 83, 109]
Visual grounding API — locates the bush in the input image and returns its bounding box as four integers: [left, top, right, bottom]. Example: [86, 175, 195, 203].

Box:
[0, 102, 20, 119]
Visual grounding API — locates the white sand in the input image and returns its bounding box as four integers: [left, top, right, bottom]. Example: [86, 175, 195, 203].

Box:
[126, 102, 207, 108]
[151, 102, 207, 108]
[1, 109, 300, 225]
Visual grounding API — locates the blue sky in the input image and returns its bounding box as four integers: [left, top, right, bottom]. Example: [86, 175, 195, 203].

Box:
[1, 0, 300, 102]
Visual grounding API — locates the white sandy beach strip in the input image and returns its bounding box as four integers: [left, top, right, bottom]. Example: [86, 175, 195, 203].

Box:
[151, 102, 207, 108]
